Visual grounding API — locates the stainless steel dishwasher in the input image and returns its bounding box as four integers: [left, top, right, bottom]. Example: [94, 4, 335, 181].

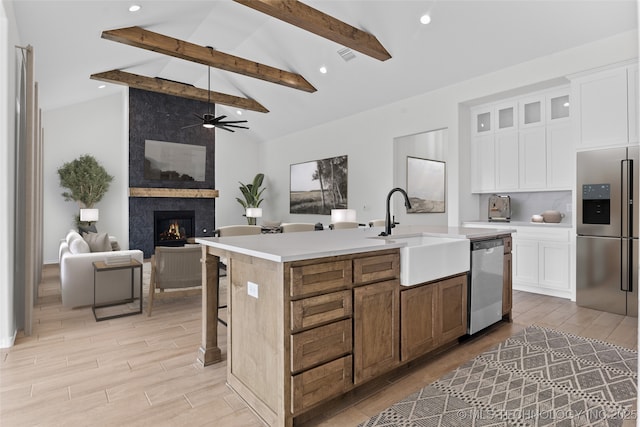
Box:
[468, 238, 504, 335]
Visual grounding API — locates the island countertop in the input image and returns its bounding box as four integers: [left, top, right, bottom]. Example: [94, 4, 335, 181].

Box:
[196, 224, 514, 262]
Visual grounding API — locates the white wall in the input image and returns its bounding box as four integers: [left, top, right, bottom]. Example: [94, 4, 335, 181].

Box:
[215, 129, 261, 228]
[259, 31, 639, 228]
[43, 92, 129, 263]
[1, 0, 19, 347]
[393, 128, 448, 227]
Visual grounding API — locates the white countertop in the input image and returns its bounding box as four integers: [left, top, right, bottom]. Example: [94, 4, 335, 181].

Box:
[196, 225, 514, 262]
[464, 220, 573, 229]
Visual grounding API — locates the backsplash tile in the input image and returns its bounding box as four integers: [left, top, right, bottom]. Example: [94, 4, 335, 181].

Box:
[479, 191, 572, 224]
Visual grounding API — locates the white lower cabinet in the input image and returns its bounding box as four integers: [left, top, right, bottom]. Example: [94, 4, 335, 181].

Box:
[512, 227, 571, 298]
[538, 241, 570, 290]
[513, 239, 539, 284]
[464, 223, 572, 299]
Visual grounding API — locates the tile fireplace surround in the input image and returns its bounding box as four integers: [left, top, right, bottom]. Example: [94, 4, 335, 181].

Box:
[128, 88, 217, 258]
[129, 196, 214, 258]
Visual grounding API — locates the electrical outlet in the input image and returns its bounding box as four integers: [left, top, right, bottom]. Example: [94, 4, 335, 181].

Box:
[247, 281, 259, 298]
[566, 203, 572, 212]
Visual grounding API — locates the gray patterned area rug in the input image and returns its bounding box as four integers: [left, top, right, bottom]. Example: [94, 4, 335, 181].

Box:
[360, 325, 637, 426]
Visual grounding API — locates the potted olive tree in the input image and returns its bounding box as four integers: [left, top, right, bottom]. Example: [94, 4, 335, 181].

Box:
[57, 154, 114, 227]
[236, 173, 265, 225]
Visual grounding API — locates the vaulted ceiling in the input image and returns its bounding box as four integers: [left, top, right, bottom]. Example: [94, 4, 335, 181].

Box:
[10, 0, 638, 141]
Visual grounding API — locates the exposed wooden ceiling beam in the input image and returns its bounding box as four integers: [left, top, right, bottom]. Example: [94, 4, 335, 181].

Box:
[234, 0, 391, 61]
[90, 69, 269, 113]
[101, 26, 316, 93]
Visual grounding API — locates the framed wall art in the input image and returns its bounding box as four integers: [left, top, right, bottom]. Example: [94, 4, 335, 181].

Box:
[290, 155, 348, 214]
[406, 156, 445, 213]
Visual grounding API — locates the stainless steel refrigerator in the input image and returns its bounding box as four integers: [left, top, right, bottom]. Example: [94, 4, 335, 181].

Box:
[577, 146, 638, 317]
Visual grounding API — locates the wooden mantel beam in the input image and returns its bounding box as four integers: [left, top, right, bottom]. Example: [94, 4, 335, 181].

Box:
[234, 0, 392, 61]
[90, 69, 269, 113]
[101, 26, 316, 93]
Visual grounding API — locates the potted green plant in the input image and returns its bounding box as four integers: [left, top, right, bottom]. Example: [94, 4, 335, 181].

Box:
[58, 154, 114, 226]
[236, 173, 265, 225]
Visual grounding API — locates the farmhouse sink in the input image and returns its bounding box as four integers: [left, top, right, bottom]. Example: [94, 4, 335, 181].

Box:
[378, 235, 470, 286]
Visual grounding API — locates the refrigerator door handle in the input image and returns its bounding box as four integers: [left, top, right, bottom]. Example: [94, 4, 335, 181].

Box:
[622, 239, 631, 292]
[630, 239, 635, 293]
[622, 159, 633, 238]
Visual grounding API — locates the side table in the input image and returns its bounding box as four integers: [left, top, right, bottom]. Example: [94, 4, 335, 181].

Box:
[92, 259, 143, 321]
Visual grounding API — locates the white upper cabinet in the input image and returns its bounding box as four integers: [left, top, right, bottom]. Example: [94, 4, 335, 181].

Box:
[546, 123, 573, 189]
[519, 127, 547, 189]
[470, 86, 572, 193]
[495, 131, 519, 191]
[495, 102, 517, 133]
[470, 133, 496, 193]
[472, 107, 493, 136]
[519, 96, 545, 128]
[547, 90, 571, 123]
[571, 63, 637, 148]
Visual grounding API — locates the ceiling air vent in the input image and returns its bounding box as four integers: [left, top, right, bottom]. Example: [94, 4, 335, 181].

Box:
[337, 47, 356, 62]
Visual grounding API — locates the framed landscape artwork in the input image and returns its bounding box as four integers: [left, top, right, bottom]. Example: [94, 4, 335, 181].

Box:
[406, 156, 445, 213]
[290, 155, 348, 214]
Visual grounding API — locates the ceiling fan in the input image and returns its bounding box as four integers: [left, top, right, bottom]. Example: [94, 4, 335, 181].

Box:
[182, 66, 249, 132]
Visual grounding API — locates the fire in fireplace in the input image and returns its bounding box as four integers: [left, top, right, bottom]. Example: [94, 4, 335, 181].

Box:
[154, 210, 195, 248]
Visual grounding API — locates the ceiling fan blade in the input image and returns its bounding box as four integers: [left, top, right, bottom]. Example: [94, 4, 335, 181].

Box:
[217, 120, 248, 125]
[220, 124, 249, 129]
[215, 126, 235, 132]
[213, 115, 227, 122]
[181, 123, 202, 129]
[193, 113, 205, 121]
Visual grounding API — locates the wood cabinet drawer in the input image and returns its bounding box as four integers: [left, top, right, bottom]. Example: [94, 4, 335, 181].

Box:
[291, 290, 352, 332]
[503, 236, 512, 254]
[290, 261, 352, 298]
[291, 319, 352, 373]
[291, 355, 352, 414]
[353, 253, 399, 284]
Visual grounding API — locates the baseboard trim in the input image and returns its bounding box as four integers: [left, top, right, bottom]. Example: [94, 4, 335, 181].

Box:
[0, 328, 17, 349]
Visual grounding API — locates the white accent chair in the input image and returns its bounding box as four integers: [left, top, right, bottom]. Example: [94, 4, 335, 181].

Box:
[147, 245, 202, 316]
[214, 225, 262, 237]
[281, 223, 315, 233]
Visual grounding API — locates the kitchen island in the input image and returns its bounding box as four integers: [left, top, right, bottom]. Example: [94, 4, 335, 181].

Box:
[196, 225, 512, 427]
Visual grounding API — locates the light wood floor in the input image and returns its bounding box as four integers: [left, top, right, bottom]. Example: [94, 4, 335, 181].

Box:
[1, 264, 637, 426]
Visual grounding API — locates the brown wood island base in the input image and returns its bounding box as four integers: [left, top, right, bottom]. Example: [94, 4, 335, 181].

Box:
[198, 245, 222, 366]
[197, 230, 512, 427]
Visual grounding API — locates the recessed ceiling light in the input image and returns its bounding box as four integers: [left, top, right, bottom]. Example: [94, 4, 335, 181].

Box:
[236, 110, 243, 116]
[319, 66, 327, 74]
[563, 102, 570, 107]
[129, 4, 141, 12]
[98, 84, 106, 89]
[420, 14, 431, 25]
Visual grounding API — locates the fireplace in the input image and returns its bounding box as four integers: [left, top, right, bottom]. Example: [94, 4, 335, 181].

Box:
[154, 210, 195, 248]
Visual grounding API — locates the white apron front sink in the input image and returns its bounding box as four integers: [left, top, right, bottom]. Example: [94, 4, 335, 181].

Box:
[381, 235, 470, 286]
